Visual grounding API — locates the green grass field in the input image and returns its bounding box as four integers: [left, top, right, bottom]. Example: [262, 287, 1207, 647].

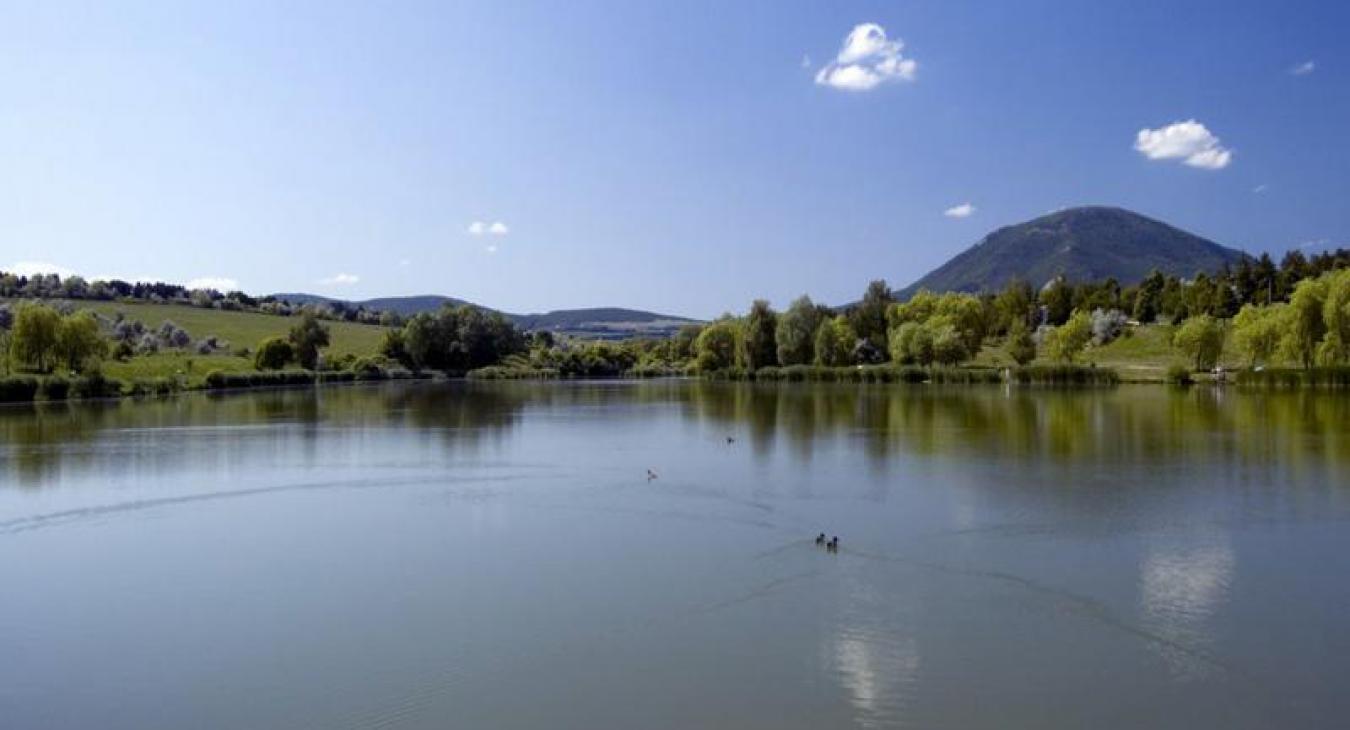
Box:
[3, 298, 390, 383]
[973, 323, 1247, 381]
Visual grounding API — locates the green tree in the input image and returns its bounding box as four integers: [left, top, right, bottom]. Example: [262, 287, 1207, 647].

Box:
[849, 280, 893, 355]
[934, 293, 987, 355]
[928, 317, 969, 366]
[379, 329, 408, 366]
[814, 315, 855, 366]
[287, 312, 331, 370]
[55, 310, 108, 372]
[671, 324, 703, 362]
[1280, 277, 1327, 369]
[1044, 310, 1092, 363]
[694, 320, 741, 372]
[889, 321, 933, 366]
[1231, 303, 1285, 368]
[10, 302, 62, 373]
[887, 290, 938, 328]
[741, 299, 778, 369]
[1006, 317, 1037, 365]
[775, 295, 824, 366]
[254, 337, 294, 370]
[1172, 314, 1225, 370]
[1040, 278, 1074, 325]
[1133, 269, 1166, 323]
[1317, 269, 1350, 365]
[993, 279, 1035, 334]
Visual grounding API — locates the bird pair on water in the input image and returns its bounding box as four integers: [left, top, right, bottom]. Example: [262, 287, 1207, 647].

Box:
[815, 533, 839, 552]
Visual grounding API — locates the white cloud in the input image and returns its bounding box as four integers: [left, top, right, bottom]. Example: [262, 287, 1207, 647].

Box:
[1134, 120, 1233, 170]
[7, 261, 76, 278]
[318, 273, 360, 286]
[185, 276, 240, 291]
[944, 202, 976, 218]
[468, 220, 510, 236]
[485, 243, 499, 255]
[397, 258, 411, 267]
[800, 54, 812, 69]
[815, 23, 917, 91]
[1290, 60, 1315, 76]
[1252, 184, 1269, 194]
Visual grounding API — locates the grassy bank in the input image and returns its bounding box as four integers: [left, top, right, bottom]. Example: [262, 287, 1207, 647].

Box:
[0, 366, 429, 404]
[1235, 367, 1350, 389]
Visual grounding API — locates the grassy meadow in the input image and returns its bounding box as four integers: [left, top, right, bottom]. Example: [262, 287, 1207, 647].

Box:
[969, 323, 1248, 382]
[3, 298, 390, 383]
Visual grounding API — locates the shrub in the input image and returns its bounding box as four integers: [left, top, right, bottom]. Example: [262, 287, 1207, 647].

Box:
[1165, 364, 1194, 386]
[39, 376, 71, 400]
[254, 337, 294, 370]
[205, 370, 316, 390]
[128, 378, 180, 397]
[467, 366, 560, 380]
[0, 376, 40, 402]
[1010, 365, 1119, 386]
[70, 374, 124, 399]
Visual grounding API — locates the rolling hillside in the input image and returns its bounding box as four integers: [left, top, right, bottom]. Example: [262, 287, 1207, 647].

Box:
[272, 294, 699, 337]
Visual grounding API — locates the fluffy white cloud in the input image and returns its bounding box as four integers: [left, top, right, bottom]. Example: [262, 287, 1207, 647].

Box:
[1252, 184, 1268, 194]
[944, 202, 976, 218]
[1134, 120, 1233, 169]
[468, 221, 510, 236]
[485, 243, 499, 255]
[185, 276, 240, 291]
[7, 261, 76, 278]
[1290, 60, 1315, 76]
[318, 273, 359, 286]
[815, 23, 917, 91]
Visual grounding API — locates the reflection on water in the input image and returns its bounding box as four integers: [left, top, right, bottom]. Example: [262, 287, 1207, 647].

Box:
[1140, 533, 1236, 681]
[2, 380, 1349, 729]
[830, 569, 921, 729]
[6, 382, 1350, 490]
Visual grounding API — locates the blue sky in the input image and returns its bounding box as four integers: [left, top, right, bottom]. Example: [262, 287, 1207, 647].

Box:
[2, 1, 1346, 318]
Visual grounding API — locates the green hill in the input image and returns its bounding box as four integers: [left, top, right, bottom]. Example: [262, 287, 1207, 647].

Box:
[897, 206, 1249, 298]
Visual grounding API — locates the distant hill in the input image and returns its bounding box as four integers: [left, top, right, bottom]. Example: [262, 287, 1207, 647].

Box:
[271, 293, 472, 316]
[271, 294, 698, 339]
[896, 206, 1249, 298]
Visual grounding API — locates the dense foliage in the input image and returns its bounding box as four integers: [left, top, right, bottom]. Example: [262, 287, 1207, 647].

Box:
[382, 304, 525, 373]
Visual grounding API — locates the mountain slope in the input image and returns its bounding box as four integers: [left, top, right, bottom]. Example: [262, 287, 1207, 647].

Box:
[897, 206, 1248, 298]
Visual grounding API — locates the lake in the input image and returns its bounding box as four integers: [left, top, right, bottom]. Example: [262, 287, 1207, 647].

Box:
[2, 380, 1348, 729]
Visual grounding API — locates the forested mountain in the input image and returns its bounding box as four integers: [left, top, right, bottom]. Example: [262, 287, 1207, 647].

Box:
[897, 206, 1248, 298]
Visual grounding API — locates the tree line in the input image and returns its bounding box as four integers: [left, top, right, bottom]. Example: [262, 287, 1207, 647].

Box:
[0, 271, 400, 326]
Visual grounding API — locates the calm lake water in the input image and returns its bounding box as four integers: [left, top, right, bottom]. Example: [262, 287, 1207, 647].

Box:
[2, 380, 1348, 729]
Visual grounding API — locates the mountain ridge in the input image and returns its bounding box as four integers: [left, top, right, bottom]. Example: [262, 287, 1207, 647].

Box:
[270, 293, 700, 338]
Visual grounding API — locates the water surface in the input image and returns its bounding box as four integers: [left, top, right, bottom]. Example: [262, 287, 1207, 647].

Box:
[2, 381, 1348, 728]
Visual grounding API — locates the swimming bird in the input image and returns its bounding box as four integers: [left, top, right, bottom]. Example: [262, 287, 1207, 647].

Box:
[646, 469, 658, 481]
[827, 536, 839, 552]
[815, 533, 826, 546]
[726, 436, 735, 444]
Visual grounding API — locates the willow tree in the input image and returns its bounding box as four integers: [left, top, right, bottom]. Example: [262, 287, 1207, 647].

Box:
[775, 295, 823, 366]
